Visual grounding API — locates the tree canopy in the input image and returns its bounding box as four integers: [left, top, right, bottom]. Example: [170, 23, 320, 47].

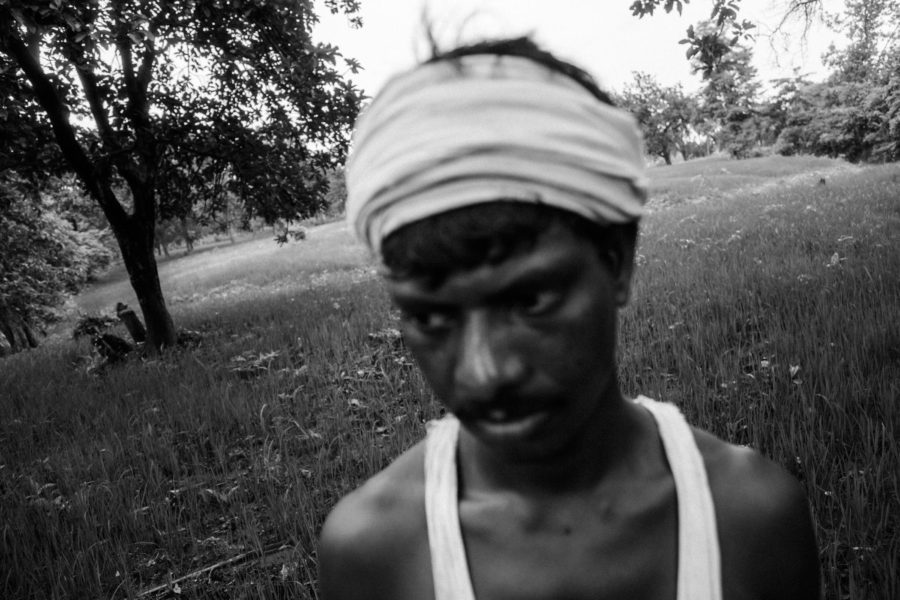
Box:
[622, 0, 898, 163]
[0, 0, 362, 351]
[691, 27, 761, 158]
[618, 73, 696, 164]
[629, 1, 828, 70]
[772, 0, 900, 160]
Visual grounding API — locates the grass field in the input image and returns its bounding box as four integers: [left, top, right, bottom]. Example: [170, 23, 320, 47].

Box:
[1, 155, 898, 599]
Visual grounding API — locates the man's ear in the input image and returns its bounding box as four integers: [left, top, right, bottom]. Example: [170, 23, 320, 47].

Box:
[607, 227, 637, 307]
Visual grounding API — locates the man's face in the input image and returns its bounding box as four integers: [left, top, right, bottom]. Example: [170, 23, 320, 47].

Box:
[385, 223, 635, 460]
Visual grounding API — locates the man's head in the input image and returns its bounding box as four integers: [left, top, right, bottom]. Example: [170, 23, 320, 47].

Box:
[344, 37, 647, 456]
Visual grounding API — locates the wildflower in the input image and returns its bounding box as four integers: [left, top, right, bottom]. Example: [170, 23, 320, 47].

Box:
[826, 252, 846, 267]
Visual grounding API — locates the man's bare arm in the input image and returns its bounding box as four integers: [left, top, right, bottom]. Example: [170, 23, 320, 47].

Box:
[741, 462, 820, 600]
[318, 446, 430, 600]
[701, 434, 821, 600]
[318, 495, 390, 600]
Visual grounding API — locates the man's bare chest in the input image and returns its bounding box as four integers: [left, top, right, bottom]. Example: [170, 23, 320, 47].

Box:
[457, 482, 679, 600]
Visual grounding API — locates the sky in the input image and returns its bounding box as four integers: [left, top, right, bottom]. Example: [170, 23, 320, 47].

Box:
[313, 0, 848, 97]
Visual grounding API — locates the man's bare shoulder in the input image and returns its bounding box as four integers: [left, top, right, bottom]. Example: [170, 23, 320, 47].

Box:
[692, 429, 821, 600]
[318, 441, 431, 600]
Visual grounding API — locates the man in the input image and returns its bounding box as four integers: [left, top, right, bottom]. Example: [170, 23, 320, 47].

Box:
[319, 38, 820, 600]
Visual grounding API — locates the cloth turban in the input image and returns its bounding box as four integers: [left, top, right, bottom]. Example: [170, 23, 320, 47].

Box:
[345, 53, 648, 254]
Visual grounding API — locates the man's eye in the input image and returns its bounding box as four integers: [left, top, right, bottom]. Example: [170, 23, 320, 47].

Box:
[403, 310, 455, 333]
[513, 290, 561, 315]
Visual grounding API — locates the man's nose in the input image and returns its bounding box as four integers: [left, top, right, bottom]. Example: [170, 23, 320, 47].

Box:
[453, 311, 527, 402]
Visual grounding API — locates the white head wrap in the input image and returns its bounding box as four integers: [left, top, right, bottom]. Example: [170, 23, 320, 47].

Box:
[346, 53, 648, 254]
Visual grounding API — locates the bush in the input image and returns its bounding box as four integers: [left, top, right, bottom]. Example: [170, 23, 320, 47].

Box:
[0, 176, 113, 352]
[774, 126, 805, 156]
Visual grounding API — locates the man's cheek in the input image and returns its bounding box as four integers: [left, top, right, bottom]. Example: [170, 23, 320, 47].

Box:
[407, 345, 452, 389]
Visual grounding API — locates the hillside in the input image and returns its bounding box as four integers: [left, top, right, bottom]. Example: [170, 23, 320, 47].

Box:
[71, 155, 858, 319]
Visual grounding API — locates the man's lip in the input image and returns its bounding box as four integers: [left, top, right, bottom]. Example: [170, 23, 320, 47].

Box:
[461, 401, 548, 423]
[467, 408, 553, 440]
[483, 405, 540, 423]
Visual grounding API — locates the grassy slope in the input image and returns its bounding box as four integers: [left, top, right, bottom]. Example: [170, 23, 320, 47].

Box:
[1, 156, 897, 599]
[73, 221, 369, 315]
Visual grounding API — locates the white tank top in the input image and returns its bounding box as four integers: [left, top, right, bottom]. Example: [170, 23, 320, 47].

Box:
[423, 396, 722, 600]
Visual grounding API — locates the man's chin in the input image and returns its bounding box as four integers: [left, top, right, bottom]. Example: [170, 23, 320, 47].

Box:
[460, 409, 577, 461]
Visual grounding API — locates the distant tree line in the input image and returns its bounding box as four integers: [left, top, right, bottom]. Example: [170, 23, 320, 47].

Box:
[622, 0, 900, 163]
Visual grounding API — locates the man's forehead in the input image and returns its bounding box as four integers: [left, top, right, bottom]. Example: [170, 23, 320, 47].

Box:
[384, 225, 595, 298]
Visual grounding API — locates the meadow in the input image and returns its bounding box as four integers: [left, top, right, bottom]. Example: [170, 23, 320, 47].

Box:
[0, 155, 897, 599]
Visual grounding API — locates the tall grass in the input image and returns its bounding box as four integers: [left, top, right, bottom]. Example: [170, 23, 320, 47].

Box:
[1, 159, 897, 599]
[623, 163, 899, 600]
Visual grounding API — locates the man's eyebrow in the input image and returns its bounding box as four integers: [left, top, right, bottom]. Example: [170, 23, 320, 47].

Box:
[386, 247, 586, 303]
[466, 260, 581, 306]
[497, 253, 584, 288]
[391, 295, 457, 311]
[387, 282, 459, 309]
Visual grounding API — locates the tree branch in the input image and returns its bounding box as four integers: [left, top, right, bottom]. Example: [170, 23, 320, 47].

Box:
[118, 21, 137, 91]
[137, 34, 156, 96]
[72, 57, 145, 194]
[774, 0, 824, 37]
[73, 63, 117, 151]
[0, 9, 129, 230]
[111, 10, 158, 225]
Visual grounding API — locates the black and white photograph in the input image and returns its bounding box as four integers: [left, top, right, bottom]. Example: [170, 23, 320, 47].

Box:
[1, 1, 897, 598]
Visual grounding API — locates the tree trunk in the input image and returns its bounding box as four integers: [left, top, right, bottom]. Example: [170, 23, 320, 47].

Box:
[0, 307, 40, 353]
[114, 217, 177, 352]
[116, 302, 147, 344]
[23, 321, 38, 348]
[0, 311, 21, 352]
[180, 216, 194, 253]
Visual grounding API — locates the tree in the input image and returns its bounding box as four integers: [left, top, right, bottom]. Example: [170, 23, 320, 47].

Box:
[0, 51, 68, 189]
[772, 0, 900, 161]
[687, 23, 762, 158]
[629, 1, 837, 74]
[630, 0, 756, 58]
[0, 1, 361, 352]
[877, 73, 900, 160]
[1, 59, 113, 353]
[773, 80, 877, 160]
[629, 0, 823, 32]
[0, 175, 112, 354]
[762, 71, 815, 146]
[824, 0, 899, 83]
[822, 0, 900, 161]
[619, 73, 697, 165]
[322, 165, 347, 217]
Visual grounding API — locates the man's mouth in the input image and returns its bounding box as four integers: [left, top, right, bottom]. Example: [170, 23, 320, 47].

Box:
[471, 405, 553, 440]
[486, 407, 513, 422]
